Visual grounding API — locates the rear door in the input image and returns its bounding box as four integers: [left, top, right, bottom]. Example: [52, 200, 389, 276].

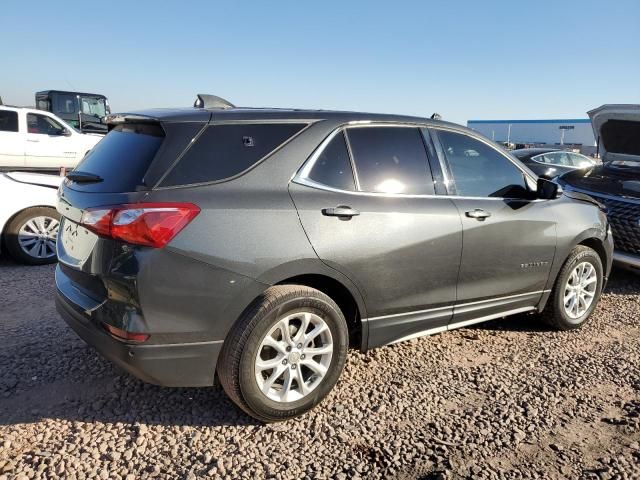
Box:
[430, 128, 557, 325]
[290, 124, 462, 348]
[0, 109, 25, 167]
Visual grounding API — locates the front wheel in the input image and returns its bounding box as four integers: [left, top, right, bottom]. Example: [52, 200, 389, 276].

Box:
[542, 245, 603, 330]
[217, 285, 349, 422]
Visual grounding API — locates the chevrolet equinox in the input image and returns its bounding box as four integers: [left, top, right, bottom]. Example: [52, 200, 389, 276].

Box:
[55, 95, 613, 422]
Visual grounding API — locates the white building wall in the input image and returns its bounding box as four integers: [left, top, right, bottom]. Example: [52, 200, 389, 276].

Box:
[466, 120, 596, 147]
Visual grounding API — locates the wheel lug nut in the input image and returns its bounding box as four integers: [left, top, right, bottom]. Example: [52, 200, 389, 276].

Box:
[291, 364, 297, 370]
[286, 346, 292, 352]
[297, 343, 302, 349]
[282, 359, 288, 365]
[301, 354, 306, 360]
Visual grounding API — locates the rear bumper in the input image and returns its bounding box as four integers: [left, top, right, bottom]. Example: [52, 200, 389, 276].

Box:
[613, 250, 640, 270]
[55, 268, 222, 387]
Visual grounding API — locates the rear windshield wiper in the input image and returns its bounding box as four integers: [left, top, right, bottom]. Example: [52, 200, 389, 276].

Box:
[66, 171, 104, 183]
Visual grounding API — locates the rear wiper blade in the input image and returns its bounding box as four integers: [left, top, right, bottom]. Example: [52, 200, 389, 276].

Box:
[66, 171, 104, 183]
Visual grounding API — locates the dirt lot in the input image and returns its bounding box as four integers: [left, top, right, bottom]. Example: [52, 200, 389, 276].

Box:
[0, 258, 638, 479]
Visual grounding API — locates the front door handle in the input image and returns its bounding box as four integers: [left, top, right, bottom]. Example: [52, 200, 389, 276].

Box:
[465, 209, 491, 220]
[27, 139, 40, 143]
[322, 206, 360, 218]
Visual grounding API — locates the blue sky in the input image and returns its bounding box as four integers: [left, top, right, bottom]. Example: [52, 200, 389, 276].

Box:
[2, 0, 639, 124]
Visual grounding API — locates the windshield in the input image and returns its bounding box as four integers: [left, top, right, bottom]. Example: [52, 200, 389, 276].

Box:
[80, 97, 107, 118]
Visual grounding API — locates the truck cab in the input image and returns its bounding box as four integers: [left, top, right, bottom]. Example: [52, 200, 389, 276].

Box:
[0, 105, 102, 171]
[35, 90, 110, 134]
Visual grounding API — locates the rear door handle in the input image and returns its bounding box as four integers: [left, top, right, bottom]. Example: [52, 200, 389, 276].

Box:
[465, 209, 491, 220]
[27, 139, 40, 143]
[322, 206, 360, 218]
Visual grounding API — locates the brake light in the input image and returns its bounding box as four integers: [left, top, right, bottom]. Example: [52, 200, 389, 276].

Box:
[103, 323, 150, 343]
[80, 203, 200, 248]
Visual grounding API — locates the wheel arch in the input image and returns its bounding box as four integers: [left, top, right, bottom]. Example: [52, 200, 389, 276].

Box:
[255, 259, 368, 351]
[539, 230, 610, 312]
[577, 236, 608, 274]
[275, 273, 365, 351]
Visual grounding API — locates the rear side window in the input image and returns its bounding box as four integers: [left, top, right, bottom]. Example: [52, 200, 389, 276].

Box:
[307, 131, 355, 191]
[0, 110, 18, 132]
[346, 127, 434, 195]
[71, 123, 164, 192]
[161, 123, 307, 187]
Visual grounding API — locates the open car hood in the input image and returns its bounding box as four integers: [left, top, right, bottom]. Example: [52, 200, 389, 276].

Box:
[588, 104, 640, 162]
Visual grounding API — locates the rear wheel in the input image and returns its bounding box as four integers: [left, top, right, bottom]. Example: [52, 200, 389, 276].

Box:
[217, 285, 349, 422]
[542, 245, 603, 330]
[4, 207, 60, 265]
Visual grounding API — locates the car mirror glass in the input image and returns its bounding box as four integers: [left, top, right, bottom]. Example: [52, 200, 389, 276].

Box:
[537, 177, 562, 199]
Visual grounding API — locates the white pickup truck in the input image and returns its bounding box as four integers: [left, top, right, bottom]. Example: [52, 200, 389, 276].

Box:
[0, 105, 102, 171]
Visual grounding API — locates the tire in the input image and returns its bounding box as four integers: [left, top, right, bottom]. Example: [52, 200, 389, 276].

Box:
[217, 285, 349, 422]
[541, 245, 603, 330]
[3, 207, 60, 265]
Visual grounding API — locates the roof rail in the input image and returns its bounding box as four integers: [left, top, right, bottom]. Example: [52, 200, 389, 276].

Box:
[193, 94, 235, 109]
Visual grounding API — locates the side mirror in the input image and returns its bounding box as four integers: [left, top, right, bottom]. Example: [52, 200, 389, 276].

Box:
[537, 178, 562, 199]
[58, 128, 72, 137]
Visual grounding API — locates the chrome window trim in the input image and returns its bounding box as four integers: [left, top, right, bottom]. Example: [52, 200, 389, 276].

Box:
[294, 122, 541, 201]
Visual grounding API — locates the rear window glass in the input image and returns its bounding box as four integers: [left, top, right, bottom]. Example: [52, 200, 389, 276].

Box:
[160, 123, 307, 187]
[70, 123, 164, 192]
[0, 110, 18, 132]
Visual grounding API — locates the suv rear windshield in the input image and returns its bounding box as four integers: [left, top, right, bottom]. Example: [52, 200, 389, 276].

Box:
[160, 123, 307, 187]
[70, 123, 164, 192]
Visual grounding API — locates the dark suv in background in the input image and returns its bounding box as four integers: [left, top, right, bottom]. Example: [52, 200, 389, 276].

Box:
[55, 95, 612, 422]
[559, 104, 640, 271]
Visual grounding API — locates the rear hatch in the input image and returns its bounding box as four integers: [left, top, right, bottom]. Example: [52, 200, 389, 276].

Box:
[588, 104, 640, 164]
[57, 115, 206, 289]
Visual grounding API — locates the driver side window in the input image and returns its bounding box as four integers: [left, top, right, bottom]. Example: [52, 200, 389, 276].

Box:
[434, 129, 528, 198]
[27, 113, 64, 135]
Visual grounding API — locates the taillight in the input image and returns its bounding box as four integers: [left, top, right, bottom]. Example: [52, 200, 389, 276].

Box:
[103, 323, 150, 343]
[80, 203, 200, 248]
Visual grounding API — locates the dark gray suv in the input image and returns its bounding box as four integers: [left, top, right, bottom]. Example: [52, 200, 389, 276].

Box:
[55, 97, 613, 422]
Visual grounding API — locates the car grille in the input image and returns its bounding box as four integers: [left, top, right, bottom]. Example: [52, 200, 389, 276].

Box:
[586, 193, 640, 255]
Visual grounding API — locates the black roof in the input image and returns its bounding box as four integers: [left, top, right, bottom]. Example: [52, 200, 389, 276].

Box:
[107, 106, 464, 130]
[36, 90, 108, 99]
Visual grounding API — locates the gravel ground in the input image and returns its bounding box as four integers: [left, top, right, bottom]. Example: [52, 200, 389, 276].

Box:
[0, 257, 639, 480]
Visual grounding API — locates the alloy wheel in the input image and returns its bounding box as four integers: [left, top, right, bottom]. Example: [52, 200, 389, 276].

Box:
[255, 310, 333, 403]
[563, 261, 598, 319]
[18, 216, 59, 260]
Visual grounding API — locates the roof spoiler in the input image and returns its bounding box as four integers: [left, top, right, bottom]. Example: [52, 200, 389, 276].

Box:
[193, 94, 235, 109]
[105, 113, 160, 125]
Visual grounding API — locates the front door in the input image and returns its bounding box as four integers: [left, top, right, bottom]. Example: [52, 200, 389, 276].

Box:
[430, 128, 557, 324]
[24, 112, 76, 169]
[290, 125, 462, 348]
